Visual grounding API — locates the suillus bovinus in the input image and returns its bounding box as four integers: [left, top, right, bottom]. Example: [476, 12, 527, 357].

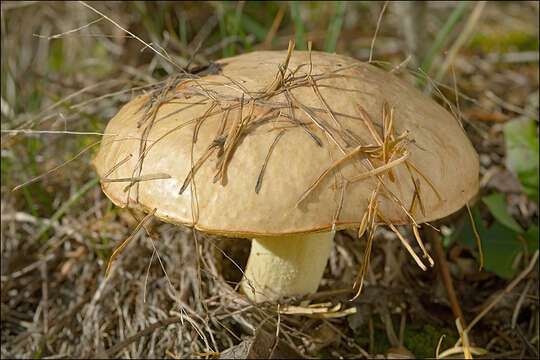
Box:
[93, 42, 479, 302]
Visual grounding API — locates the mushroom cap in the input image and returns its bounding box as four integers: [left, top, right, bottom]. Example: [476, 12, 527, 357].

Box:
[93, 50, 479, 237]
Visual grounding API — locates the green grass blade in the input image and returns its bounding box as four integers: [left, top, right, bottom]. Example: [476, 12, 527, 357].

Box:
[325, 1, 347, 53]
[33, 176, 100, 242]
[218, 3, 230, 58]
[418, 2, 469, 89]
[179, 15, 188, 45]
[22, 186, 39, 218]
[291, 2, 306, 50]
[240, 14, 270, 43]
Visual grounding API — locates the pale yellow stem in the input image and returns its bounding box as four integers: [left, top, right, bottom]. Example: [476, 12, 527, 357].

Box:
[241, 231, 335, 302]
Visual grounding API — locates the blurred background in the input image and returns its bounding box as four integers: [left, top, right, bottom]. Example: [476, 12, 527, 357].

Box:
[1, 1, 538, 358]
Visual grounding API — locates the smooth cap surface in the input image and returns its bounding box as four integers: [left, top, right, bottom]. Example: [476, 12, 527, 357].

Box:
[93, 50, 479, 237]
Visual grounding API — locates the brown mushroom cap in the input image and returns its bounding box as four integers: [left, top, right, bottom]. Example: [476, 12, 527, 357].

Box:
[93, 50, 478, 237]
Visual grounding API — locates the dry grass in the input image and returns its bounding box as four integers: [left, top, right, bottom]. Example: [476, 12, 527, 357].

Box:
[1, 1, 538, 359]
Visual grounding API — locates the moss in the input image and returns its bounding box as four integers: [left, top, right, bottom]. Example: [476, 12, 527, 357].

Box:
[403, 324, 459, 358]
[354, 317, 459, 358]
[47, 39, 65, 71]
[470, 31, 539, 53]
[354, 317, 391, 355]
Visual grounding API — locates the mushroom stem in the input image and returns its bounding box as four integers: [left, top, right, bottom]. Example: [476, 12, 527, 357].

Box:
[241, 231, 335, 302]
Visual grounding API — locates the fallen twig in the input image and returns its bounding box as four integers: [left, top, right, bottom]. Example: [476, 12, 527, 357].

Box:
[427, 226, 467, 328]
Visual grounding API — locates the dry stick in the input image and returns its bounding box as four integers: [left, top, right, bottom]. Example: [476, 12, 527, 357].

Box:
[426, 226, 467, 329]
[368, 1, 389, 63]
[94, 316, 184, 358]
[268, 304, 282, 359]
[435, 1, 487, 83]
[455, 249, 540, 347]
[39, 260, 49, 342]
[456, 318, 473, 359]
[511, 280, 533, 330]
[451, 66, 465, 129]
[264, 5, 286, 48]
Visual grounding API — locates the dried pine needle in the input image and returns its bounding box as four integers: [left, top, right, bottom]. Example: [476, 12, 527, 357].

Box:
[192, 101, 218, 143]
[344, 151, 410, 185]
[357, 210, 369, 239]
[412, 224, 434, 267]
[102, 173, 171, 184]
[105, 208, 157, 277]
[351, 184, 381, 301]
[103, 154, 133, 179]
[356, 103, 382, 146]
[377, 209, 427, 271]
[180, 142, 220, 195]
[296, 144, 378, 207]
[332, 178, 347, 231]
[281, 83, 323, 147]
[261, 39, 295, 96]
[405, 161, 426, 216]
[466, 202, 483, 270]
[255, 129, 286, 194]
[405, 159, 442, 201]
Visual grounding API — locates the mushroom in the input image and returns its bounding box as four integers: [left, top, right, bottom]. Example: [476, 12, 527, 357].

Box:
[93, 48, 478, 302]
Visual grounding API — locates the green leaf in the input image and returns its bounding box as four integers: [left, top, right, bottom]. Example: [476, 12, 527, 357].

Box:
[504, 117, 540, 204]
[457, 206, 522, 279]
[523, 224, 539, 254]
[482, 192, 524, 233]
